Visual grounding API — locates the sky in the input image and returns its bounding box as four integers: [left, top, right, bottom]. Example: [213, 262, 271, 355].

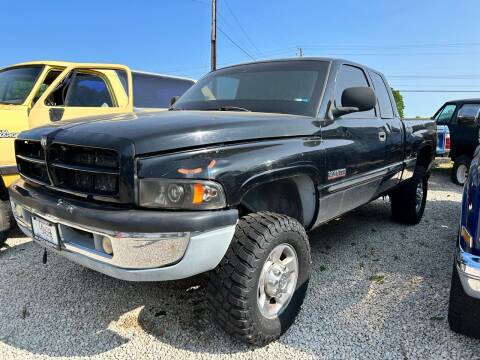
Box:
[1, 0, 479, 117]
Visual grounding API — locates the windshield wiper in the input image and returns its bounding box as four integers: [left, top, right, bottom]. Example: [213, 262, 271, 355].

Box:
[204, 106, 251, 112]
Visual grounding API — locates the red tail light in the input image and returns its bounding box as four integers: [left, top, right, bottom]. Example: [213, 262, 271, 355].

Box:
[445, 133, 451, 151]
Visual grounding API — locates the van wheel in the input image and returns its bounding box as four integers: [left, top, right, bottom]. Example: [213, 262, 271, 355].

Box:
[0, 200, 12, 247]
[452, 156, 471, 186]
[207, 212, 311, 346]
[390, 166, 428, 225]
[448, 262, 480, 338]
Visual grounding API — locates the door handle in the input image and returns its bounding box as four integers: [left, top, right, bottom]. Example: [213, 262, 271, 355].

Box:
[378, 131, 386, 142]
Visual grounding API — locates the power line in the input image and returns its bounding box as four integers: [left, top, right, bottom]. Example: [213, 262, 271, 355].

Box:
[389, 75, 480, 79]
[223, 0, 263, 57]
[218, 26, 256, 61]
[299, 42, 480, 50]
[397, 90, 480, 93]
[185, 0, 210, 5]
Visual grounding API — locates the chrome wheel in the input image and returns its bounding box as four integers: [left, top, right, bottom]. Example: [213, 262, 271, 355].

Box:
[257, 243, 299, 319]
[456, 164, 468, 185]
[415, 181, 424, 213]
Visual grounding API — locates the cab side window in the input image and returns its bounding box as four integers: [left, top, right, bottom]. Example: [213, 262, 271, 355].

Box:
[45, 72, 113, 107]
[335, 65, 376, 118]
[370, 72, 394, 118]
[434, 104, 456, 124]
[32, 70, 62, 106]
[456, 104, 480, 125]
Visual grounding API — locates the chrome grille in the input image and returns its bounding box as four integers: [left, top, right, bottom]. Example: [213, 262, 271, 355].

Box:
[15, 140, 120, 197]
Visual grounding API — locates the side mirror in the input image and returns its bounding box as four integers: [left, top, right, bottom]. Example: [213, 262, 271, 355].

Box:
[333, 87, 376, 118]
[458, 114, 477, 126]
[170, 96, 180, 107]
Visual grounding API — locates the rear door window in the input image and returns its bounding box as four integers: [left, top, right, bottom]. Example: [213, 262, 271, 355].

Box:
[456, 104, 480, 124]
[335, 65, 376, 118]
[370, 72, 394, 118]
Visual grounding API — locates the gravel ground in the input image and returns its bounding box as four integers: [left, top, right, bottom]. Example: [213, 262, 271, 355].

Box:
[1, 160, 479, 360]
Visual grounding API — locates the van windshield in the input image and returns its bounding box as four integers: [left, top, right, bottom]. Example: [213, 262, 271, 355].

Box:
[0, 66, 44, 105]
[174, 60, 330, 117]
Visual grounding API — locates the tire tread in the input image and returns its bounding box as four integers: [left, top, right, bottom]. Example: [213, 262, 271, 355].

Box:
[207, 212, 309, 345]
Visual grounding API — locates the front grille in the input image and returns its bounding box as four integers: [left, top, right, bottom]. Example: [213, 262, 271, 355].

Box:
[15, 140, 49, 184]
[16, 140, 120, 198]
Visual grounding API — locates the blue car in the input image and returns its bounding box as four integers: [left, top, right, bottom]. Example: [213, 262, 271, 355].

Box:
[449, 145, 480, 338]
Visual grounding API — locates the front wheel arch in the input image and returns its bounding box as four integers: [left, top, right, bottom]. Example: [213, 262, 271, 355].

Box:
[239, 173, 318, 229]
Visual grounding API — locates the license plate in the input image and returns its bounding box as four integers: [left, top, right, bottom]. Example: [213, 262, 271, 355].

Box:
[32, 216, 59, 247]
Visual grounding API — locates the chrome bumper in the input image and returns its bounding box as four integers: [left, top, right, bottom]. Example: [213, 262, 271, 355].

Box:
[456, 245, 480, 299]
[12, 201, 237, 282]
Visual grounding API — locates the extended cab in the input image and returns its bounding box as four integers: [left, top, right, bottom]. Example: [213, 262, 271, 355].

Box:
[434, 99, 480, 185]
[0, 61, 194, 245]
[9, 58, 436, 345]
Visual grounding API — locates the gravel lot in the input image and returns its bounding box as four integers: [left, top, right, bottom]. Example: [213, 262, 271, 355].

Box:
[1, 160, 479, 359]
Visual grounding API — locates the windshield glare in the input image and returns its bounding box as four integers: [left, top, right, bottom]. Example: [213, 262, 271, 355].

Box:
[174, 61, 330, 117]
[0, 66, 44, 105]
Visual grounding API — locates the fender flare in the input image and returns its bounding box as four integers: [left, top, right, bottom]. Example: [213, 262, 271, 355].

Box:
[236, 165, 321, 228]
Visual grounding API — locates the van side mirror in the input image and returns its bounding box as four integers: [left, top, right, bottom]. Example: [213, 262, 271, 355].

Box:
[333, 87, 376, 118]
[170, 96, 180, 107]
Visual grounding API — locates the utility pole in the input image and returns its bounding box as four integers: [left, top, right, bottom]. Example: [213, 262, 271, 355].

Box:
[211, 0, 217, 71]
[297, 47, 304, 57]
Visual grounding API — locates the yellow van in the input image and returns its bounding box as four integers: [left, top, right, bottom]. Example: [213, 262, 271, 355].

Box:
[0, 61, 195, 245]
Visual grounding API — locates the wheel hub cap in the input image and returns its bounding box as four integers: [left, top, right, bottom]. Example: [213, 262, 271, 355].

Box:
[457, 165, 468, 185]
[265, 264, 289, 296]
[257, 244, 299, 319]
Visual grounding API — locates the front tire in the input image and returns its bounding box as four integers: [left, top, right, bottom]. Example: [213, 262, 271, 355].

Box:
[452, 156, 471, 186]
[0, 200, 12, 247]
[390, 166, 428, 224]
[448, 263, 480, 338]
[207, 212, 311, 346]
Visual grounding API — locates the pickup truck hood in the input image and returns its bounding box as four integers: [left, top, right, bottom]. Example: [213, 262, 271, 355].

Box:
[20, 110, 319, 155]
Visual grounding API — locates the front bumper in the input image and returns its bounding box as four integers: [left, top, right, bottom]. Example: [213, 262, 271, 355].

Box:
[456, 244, 480, 299]
[9, 180, 238, 282]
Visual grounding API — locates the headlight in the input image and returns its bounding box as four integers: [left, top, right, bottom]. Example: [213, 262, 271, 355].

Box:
[139, 179, 226, 209]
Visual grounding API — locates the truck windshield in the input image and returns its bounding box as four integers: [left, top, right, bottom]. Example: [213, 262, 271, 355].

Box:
[174, 60, 330, 117]
[0, 66, 43, 105]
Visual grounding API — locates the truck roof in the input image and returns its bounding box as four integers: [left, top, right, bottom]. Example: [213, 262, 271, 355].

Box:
[214, 57, 385, 77]
[1, 61, 195, 82]
[444, 98, 480, 105]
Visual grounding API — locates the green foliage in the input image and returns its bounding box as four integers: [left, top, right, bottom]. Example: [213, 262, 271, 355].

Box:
[391, 88, 405, 119]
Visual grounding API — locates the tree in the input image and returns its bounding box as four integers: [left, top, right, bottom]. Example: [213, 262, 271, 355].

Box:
[391, 88, 405, 118]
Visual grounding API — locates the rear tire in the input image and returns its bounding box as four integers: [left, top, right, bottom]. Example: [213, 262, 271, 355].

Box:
[0, 200, 12, 248]
[452, 156, 471, 186]
[207, 212, 311, 346]
[390, 166, 428, 224]
[448, 262, 480, 338]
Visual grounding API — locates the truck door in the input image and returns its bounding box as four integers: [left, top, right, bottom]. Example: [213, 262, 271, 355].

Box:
[450, 103, 480, 160]
[28, 66, 132, 129]
[369, 71, 404, 191]
[317, 64, 387, 223]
